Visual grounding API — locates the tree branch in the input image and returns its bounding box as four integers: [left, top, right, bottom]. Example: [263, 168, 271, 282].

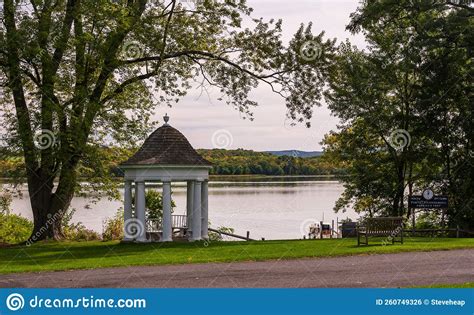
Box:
[445, 1, 474, 13]
[99, 71, 158, 105]
[122, 50, 292, 80]
[156, 0, 176, 68]
[51, 0, 77, 75]
[4, 0, 39, 173]
[80, 0, 148, 144]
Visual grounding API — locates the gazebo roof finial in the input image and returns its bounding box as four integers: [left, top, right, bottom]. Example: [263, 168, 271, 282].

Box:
[163, 113, 170, 125]
[120, 116, 212, 167]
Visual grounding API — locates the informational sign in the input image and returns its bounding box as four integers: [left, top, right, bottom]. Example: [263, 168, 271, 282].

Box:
[409, 195, 448, 209]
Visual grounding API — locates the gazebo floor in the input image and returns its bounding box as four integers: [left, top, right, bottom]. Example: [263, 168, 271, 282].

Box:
[145, 230, 191, 242]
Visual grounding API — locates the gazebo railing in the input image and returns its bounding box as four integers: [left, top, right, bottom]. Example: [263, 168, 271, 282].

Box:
[172, 215, 187, 228]
[146, 215, 187, 232]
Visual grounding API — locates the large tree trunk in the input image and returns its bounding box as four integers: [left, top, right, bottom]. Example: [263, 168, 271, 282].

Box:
[397, 164, 406, 217]
[407, 163, 413, 221]
[391, 161, 406, 217]
[4, 0, 147, 244]
[27, 161, 78, 243]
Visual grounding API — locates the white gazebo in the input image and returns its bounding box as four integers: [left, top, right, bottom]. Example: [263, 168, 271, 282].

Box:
[120, 115, 212, 242]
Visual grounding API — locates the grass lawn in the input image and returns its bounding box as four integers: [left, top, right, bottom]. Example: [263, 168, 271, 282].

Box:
[415, 282, 474, 288]
[0, 237, 473, 274]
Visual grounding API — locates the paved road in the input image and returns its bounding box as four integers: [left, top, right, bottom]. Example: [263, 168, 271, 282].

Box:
[1, 249, 472, 288]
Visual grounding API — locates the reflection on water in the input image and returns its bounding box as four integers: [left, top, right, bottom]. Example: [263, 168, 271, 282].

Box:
[10, 179, 359, 240]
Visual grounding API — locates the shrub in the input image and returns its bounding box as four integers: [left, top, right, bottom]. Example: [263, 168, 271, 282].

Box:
[0, 213, 33, 244]
[144, 189, 175, 220]
[145, 189, 163, 220]
[129, 189, 176, 226]
[102, 209, 123, 241]
[62, 223, 101, 241]
[414, 211, 443, 229]
[62, 208, 101, 241]
[0, 191, 12, 215]
[208, 225, 235, 241]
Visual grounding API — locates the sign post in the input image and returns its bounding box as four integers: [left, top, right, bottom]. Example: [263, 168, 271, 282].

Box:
[408, 189, 448, 233]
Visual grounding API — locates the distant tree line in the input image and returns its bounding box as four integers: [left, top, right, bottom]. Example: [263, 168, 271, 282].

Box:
[197, 149, 343, 176]
[0, 147, 343, 179]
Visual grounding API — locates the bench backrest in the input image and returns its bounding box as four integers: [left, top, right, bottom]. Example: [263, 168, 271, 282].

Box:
[364, 217, 403, 234]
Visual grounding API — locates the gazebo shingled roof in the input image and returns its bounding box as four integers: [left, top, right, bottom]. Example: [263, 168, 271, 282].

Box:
[122, 123, 212, 166]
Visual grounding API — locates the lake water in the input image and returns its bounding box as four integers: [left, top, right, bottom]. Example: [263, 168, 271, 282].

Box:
[9, 178, 359, 240]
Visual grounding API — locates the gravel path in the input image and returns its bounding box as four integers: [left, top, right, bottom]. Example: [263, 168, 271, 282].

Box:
[1, 249, 472, 288]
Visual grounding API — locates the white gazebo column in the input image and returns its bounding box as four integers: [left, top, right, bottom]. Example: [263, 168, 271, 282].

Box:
[186, 181, 194, 240]
[191, 180, 202, 241]
[123, 180, 133, 241]
[135, 181, 147, 242]
[161, 181, 173, 242]
[201, 180, 209, 239]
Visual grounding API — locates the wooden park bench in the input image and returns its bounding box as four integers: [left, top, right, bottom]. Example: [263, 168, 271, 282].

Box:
[357, 217, 404, 246]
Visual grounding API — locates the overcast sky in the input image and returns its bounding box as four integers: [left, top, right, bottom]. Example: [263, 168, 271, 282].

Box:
[156, 0, 366, 151]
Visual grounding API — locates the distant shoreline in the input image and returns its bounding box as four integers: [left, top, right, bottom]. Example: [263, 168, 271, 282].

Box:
[1, 174, 342, 185]
[209, 174, 338, 179]
[1, 174, 340, 179]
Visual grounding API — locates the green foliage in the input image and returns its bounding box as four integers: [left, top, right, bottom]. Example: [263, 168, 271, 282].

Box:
[414, 212, 443, 230]
[198, 149, 343, 176]
[63, 224, 101, 242]
[0, 213, 33, 244]
[102, 209, 124, 241]
[0, 148, 345, 178]
[0, 191, 13, 215]
[102, 190, 177, 241]
[0, 158, 25, 179]
[135, 189, 176, 220]
[0, 187, 30, 244]
[145, 190, 165, 220]
[75, 147, 133, 202]
[208, 225, 235, 242]
[415, 282, 474, 289]
[324, 1, 473, 228]
[0, 207, 100, 244]
[62, 208, 101, 241]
